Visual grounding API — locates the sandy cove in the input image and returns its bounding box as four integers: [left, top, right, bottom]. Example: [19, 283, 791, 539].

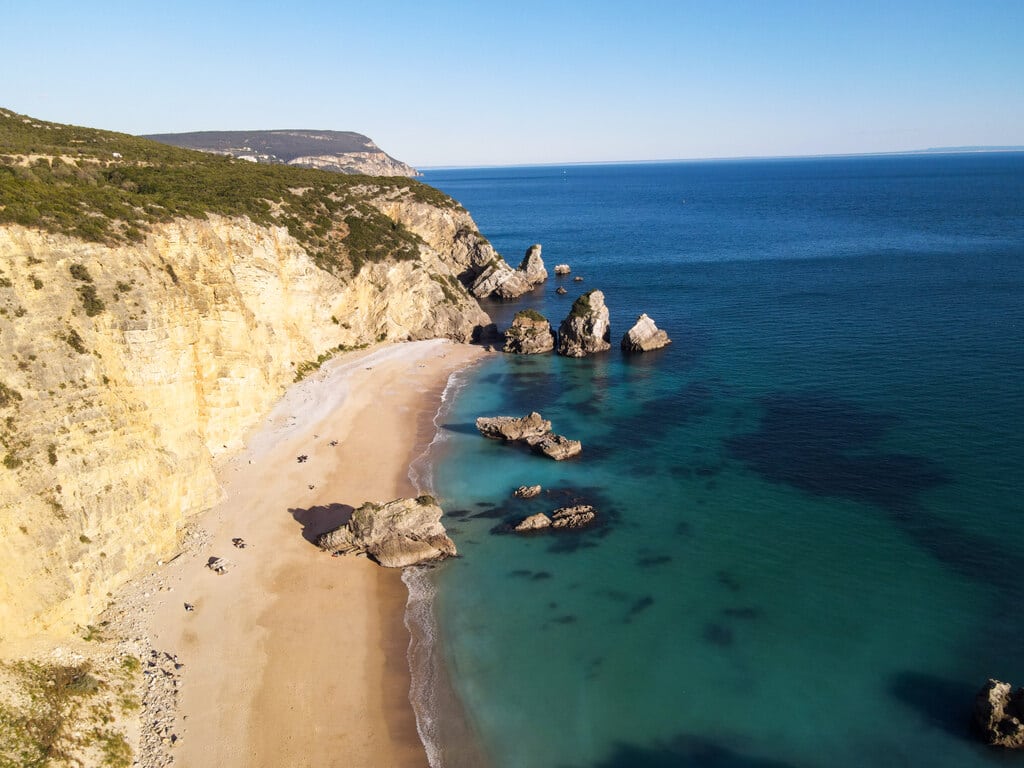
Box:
[144, 339, 486, 767]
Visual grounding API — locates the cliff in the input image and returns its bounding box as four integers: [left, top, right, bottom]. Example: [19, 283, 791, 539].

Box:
[0, 110, 492, 640]
[142, 129, 420, 177]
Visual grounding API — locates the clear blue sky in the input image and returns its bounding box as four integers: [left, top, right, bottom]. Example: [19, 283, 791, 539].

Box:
[2, 0, 1021, 167]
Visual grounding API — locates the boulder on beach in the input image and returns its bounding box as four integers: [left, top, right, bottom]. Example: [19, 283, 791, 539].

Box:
[316, 496, 457, 567]
[975, 679, 1024, 748]
[476, 412, 582, 461]
[621, 313, 672, 353]
[554, 264, 571, 275]
[514, 484, 543, 499]
[517, 244, 548, 285]
[557, 290, 611, 358]
[503, 309, 555, 354]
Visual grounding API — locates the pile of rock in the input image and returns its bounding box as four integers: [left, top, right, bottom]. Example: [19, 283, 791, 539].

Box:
[475, 412, 582, 460]
[513, 505, 596, 532]
[316, 496, 457, 567]
[621, 313, 671, 352]
[503, 309, 555, 354]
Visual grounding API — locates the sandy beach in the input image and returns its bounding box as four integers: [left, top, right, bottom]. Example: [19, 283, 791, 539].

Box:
[143, 339, 485, 767]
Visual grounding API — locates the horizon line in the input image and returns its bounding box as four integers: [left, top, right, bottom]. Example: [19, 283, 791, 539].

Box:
[417, 145, 1024, 171]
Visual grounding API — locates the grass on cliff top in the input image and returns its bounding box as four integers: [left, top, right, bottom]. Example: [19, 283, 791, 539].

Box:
[569, 291, 593, 319]
[514, 308, 547, 323]
[0, 108, 463, 276]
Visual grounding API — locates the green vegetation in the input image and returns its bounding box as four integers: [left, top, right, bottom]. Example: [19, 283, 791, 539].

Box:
[569, 292, 593, 319]
[30, 274, 43, 289]
[68, 263, 92, 282]
[47, 443, 57, 465]
[0, 108, 461, 276]
[63, 328, 86, 354]
[0, 383, 21, 407]
[0, 658, 136, 768]
[415, 494, 437, 506]
[515, 308, 547, 323]
[77, 284, 105, 316]
[293, 342, 370, 382]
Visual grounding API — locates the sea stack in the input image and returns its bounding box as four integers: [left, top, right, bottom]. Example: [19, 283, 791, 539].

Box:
[557, 290, 611, 357]
[554, 264, 571, 275]
[621, 313, 671, 352]
[975, 679, 1024, 748]
[503, 309, 555, 354]
[517, 244, 548, 285]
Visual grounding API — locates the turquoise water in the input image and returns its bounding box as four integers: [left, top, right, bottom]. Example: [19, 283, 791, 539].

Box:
[413, 156, 1024, 767]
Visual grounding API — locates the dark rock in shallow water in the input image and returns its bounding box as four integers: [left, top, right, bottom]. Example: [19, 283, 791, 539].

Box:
[513, 484, 543, 499]
[556, 286, 568, 295]
[529, 433, 583, 460]
[476, 412, 581, 460]
[975, 679, 1024, 748]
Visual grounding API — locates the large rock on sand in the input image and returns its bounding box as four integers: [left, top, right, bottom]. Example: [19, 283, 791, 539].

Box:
[557, 290, 611, 357]
[621, 313, 671, 352]
[503, 309, 555, 354]
[975, 679, 1024, 748]
[316, 496, 456, 567]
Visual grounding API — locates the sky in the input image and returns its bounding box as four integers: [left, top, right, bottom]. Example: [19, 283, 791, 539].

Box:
[1, 0, 1022, 167]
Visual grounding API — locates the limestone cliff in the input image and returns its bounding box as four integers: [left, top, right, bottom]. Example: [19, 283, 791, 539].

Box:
[0, 210, 489, 641]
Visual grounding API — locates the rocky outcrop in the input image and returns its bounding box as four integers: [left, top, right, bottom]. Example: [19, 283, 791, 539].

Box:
[475, 412, 581, 460]
[476, 412, 552, 442]
[556, 287, 567, 295]
[517, 244, 547, 285]
[471, 261, 534, 300]
[503, 310, 555, 354]
[557, 290, 611, 357]
[0, 198, 493, 640]
[621, 313, 671, 352]
[316, 496, 457, 568]
[513, 505, 596, 533]
[975, 679, 1024, 748]
[513, 485, 542, 499]
[554, 264, 571, 275]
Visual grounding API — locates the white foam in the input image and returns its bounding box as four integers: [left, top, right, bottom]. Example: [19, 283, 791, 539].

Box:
[404, 566, 444, 767]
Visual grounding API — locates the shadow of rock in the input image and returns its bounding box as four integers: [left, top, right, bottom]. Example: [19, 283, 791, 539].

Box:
[889, 671, 976, 740]
[560, 733, 797, 768]
[289, 503, 354, 545]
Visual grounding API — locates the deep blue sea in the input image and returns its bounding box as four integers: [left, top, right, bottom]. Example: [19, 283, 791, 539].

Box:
[409, 155, 1024, 768]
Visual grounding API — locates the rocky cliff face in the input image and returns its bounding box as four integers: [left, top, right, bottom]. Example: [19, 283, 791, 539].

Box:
[287, 152, 418, 177]
[0, 207, 489, 640]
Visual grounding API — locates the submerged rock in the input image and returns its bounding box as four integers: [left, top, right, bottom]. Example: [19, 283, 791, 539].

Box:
[514, 484, 543, 499]
[476, 412, 582, 460]
[316, 496, 457, 567]
[975, 679, 1024, 748]
[554, 264, 571, 275]
[557, 290, 611, 357]
[503, 309, 555, 354]
[517, 244, 548, 285]
[621, 313, 671, 352]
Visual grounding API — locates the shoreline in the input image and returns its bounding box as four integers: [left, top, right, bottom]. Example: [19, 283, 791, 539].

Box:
[135, 339, 486, 767]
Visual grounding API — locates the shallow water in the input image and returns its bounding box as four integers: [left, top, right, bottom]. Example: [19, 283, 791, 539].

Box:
[414, 155, 1024, 768]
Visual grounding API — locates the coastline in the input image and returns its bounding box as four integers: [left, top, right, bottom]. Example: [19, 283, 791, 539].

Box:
[137, 339, 486, 767]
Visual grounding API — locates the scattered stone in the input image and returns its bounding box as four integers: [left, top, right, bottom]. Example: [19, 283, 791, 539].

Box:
[621, 313, 672, 352]
[183, 602, 194, 612]
[316, 496, 457, 568]
[503, 309, 555, 354]
[554, 264, 571, 275]
[556, 286, 568, 295]
[206, 557, 231, 574]
[514, 513, 552, 532]
[557, 290, 611, 358]
[514, 484, 543, 499]
[231, 537, 246, 549]
[975, 679, 1024, 748]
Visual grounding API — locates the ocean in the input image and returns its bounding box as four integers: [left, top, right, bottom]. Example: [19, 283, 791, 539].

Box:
[409, 154, 1024, 768]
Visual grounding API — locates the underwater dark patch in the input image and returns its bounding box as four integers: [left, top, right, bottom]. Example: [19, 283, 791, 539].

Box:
[561, 732, 797, 768]
[444, 508, 471, 519]
[716, 571, 742, 592]
[722, 607, 761, 620]
[637, 555, 673, 568]
[625, 595, 655, 622]
[702, 623, 734, 646]
[888, 671, 975, 741]
[532, 571, 553, 580]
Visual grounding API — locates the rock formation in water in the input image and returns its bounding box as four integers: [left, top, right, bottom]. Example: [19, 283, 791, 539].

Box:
[475, 413, 582, 460]
[0, 108, 497, 639]
[468, 243, 548, 300]
[975, 679, 1024, 748]
[557, 290, 611, 357]
[554, 264, 571, 275]
[556, 286, 568, 295]
[316, 496, 457, 567]
[513, 505, 596, 533]
[503, 310, 555, 354]
[513, 485, 542, 499]
[621, 313, 672, 352]
[517, 244, 548, 285]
